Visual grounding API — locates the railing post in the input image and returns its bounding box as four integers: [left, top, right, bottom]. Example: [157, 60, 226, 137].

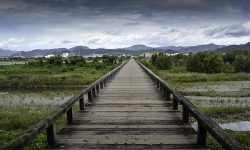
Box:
[159, 83, 162, 95]
[92, 87, 96, 97]
[67, 108, 73, 124]
[88, 90, 93, 102]
[96, 84, 100, 93]
[166, 89, 170, 101]
[157, 80, 159, 88]
[79, 95, 85, 111]
[163, 86, 167, 97]
[47, 124, 56, 145]
[100, 81, 104, 89]
[104, 78, 107, 86]
[173, 96, 178, 110]
[182, 105, 189, 123]
[197, 123, 207, 145]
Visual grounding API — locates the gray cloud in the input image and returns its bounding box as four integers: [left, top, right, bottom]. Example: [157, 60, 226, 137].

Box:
[61, 40, 77, 44]
[0, 0, 250, 50]
[204, 22, 250, 38]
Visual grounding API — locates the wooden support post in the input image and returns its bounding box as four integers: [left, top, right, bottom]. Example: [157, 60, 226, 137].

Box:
[104, 79, 107, 86]
[67, 108, 73, 124]
[92, 87, 96, 97]
[47, 124, 56, 145]
[100, 81, 104, 89]
[96, 84, 100, 93]
[79, 96, 85, 111]
[157, 80, 159, 88]
[88, 91, 93, 102]
[166, 89, 170, 101]
[182, 105, 189, 123]
[197, 123, 207, 145]
[163, 86, 167, 97]
[159, 84, 163, 95]
[173, 96, 178, 110]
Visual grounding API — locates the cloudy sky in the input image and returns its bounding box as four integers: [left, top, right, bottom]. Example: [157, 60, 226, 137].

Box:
[0, 0, 250, 51]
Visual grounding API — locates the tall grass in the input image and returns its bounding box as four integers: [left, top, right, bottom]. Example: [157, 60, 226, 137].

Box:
[0, 63, 118, 89]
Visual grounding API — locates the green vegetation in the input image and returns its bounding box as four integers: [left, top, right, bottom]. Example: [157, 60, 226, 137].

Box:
[0, 105, 53, 150]
[0, 104, 80, 150]
[0, 55, 127, 149]
[139, 50, 250, 149]
[151, 52, 173, 69]
[207, 131, 250, 150]
[0, 56, 124, 89]
[139, 58, 250, 88]
[187, 52, 224, 73]
[227, 130, 250, 150]
[142, 49, 250, 74]
[199, 106, 250, 122]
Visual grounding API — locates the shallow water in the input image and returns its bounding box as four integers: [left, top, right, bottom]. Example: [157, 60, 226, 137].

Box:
[192, 121, 250, 131]
[187, 96, 250, 106]
[0, 90, 80, 106]
[181, 81, 250, 93]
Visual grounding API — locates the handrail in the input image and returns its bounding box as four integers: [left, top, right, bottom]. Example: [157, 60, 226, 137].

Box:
[5, 61, 127, 150]
[136, 59, 246, 150]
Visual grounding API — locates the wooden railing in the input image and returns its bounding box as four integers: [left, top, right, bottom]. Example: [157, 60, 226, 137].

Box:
[5, 61, 127, 150]
[136, 60, 246, 150]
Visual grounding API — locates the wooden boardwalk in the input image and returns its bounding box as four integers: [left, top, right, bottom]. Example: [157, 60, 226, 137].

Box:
[53, 59, 209, 149]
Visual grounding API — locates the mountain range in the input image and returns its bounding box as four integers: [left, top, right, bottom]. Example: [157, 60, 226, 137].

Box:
[0, 48, 18, 56]
[215, 42, 250, 52]
[0, 42, 249, 57]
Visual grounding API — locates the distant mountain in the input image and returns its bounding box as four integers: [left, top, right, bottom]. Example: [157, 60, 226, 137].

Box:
[12, 48, 68, 57]
[10, 44, 178, 57]
[70, 46, 90, 51]
[174, 44, 225, 53]
[123, 45, 154, 51]
[8, 43, 231, 57]
[0, 48, 18, 56]
[155, 44, 225, 53]
[215, 42, 250, 52]
[69, 46, 93, 55]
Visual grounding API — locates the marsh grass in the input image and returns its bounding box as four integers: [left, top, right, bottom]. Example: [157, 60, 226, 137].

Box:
[0, 63, 118, 89]
[0, 103, 81, 149]
[180, 90, 250, 97]
[207, 131, 250, 150]
[199, 106, 250, 122]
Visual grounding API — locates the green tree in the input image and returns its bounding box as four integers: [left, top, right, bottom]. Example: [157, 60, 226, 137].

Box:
[186, 52, 223, 73]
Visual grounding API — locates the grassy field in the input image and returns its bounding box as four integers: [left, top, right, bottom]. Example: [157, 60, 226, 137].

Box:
[139, 58, 250, 149]
[0, 105, 54, 150]
[0, 60, 119, 89]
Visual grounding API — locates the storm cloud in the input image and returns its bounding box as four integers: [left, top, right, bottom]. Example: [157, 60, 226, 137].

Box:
[0, 0, 250, 50]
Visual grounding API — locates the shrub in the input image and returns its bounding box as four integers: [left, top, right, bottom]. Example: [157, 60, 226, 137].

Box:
[151, 53, 172, 69]
[187, 52, 223, 73]
[95, 63, 106, 70]
[233, 54, 250, 73]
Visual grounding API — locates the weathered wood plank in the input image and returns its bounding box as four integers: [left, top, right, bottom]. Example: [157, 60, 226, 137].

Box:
[45, 59, 212, 150]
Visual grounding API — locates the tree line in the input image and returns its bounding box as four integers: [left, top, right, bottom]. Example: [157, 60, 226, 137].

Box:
[148, 50, 250, 73]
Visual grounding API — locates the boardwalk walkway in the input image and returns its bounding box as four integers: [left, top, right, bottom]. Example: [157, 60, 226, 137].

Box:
[53, 59, 209, 149]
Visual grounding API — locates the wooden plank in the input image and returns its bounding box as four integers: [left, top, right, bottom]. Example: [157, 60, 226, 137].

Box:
[45, 144, 210, 150]
[47, 59, 210, 150]
[56, 134, 197, 144]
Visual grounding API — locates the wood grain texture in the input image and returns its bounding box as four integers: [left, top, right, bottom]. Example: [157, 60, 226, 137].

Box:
[49, 59, 209, 149]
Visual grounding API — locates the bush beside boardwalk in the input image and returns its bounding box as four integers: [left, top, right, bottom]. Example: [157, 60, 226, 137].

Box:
[139, 50, 250, 150]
